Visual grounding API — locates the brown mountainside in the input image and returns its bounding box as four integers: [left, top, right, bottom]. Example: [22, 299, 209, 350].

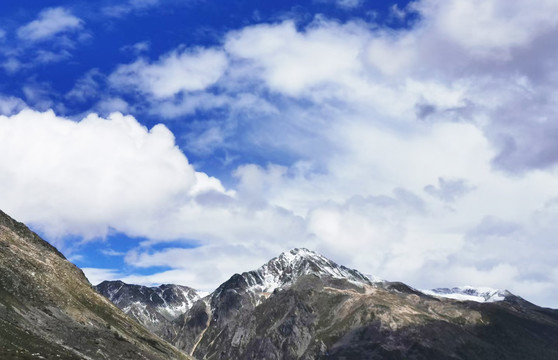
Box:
[0, 209, 190, 360]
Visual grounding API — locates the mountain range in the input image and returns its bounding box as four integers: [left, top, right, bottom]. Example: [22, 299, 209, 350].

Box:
[98, 248, 558, 359]
[2, 208, 558, 359]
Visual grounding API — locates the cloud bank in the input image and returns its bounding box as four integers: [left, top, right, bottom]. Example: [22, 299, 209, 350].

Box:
[4, 0, 558, 307]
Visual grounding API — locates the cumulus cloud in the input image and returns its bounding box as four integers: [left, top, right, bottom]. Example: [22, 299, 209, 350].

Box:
[17, 7, 83, 42]
[225, 20, 368, 97]
[0, 109, 227, 240]
[109, 48, 228, 98]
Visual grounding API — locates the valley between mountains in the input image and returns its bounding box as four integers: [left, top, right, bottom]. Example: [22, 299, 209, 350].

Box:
[2, 209, 558, 359]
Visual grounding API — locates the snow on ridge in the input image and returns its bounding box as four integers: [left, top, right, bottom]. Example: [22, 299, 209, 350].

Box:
[98, 281, 203, 323]
[243, 248, 374, 299]
[422, 286, 510, 303]
[366, 274, 385, 283]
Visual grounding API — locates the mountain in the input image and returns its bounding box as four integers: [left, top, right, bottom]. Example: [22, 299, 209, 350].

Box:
[215, 247, 374, 305]
[168, 247, 378, 357]
[0, 210, 190, 360]
[101, 248, 558, 360]
[95, 280, 201, 335]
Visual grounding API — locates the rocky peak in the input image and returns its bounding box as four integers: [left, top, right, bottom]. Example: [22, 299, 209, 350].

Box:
[253, 248, 372, 292]
[211, 248, 373, 310]
[95, 280, 201, 323]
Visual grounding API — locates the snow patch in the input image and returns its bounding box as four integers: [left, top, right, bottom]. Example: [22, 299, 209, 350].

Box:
[422, 286, 509, 303]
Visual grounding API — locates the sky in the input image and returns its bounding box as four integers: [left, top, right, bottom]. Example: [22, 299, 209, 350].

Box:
[1, 0, 558, 308]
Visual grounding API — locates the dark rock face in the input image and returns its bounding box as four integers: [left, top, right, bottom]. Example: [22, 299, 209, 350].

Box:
[0, 210, 190, 360]
[95, 280, 200, 335]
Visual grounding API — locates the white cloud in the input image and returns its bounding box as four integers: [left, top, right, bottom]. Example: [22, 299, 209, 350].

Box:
[35, 49, 72, 64]
[225, 20, 368, 96]
[2, 58, 22, 74]
[17, 7, 83, 42]
[0, 95, 26, 115]
[413, 0, 558, 56]
[100, 248, 125, 256]
[335, 0, 362, 9]
[120, 41, 151, 55]
[109, 48, 228, 98]
[0, 109, 227, 240]
[95, 97, 131, 115]
[66, 68, 104, 102]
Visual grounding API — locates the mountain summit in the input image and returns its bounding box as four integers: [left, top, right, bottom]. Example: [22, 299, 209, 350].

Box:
[220, 248, 373, 301]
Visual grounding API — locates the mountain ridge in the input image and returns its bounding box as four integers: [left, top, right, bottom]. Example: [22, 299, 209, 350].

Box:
[0, 209, 191, 360]
[95, 280, 201, 335]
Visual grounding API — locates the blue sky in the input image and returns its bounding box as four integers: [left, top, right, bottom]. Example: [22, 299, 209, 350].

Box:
[2, 0, 558, 308]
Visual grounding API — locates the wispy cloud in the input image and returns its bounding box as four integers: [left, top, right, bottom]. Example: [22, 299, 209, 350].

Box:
[103, 0, 160, 18]
[120, 41, 151, 55]
[109, 47, 227, 98]
[17, 7, 83, 42]
[66, 68, 104, 103]
[100, 248, 126, 256]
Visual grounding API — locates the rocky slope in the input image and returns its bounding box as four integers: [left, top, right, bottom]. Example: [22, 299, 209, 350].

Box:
[155, 248, 558, 360]
[0, 210, 191, 360]
[95, 280, 200, 335]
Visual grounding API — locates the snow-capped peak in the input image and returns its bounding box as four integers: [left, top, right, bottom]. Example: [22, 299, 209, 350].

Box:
[95, 281, 201, 323]
[422, 286, 511, 303]
[240, 248, 373, 297]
